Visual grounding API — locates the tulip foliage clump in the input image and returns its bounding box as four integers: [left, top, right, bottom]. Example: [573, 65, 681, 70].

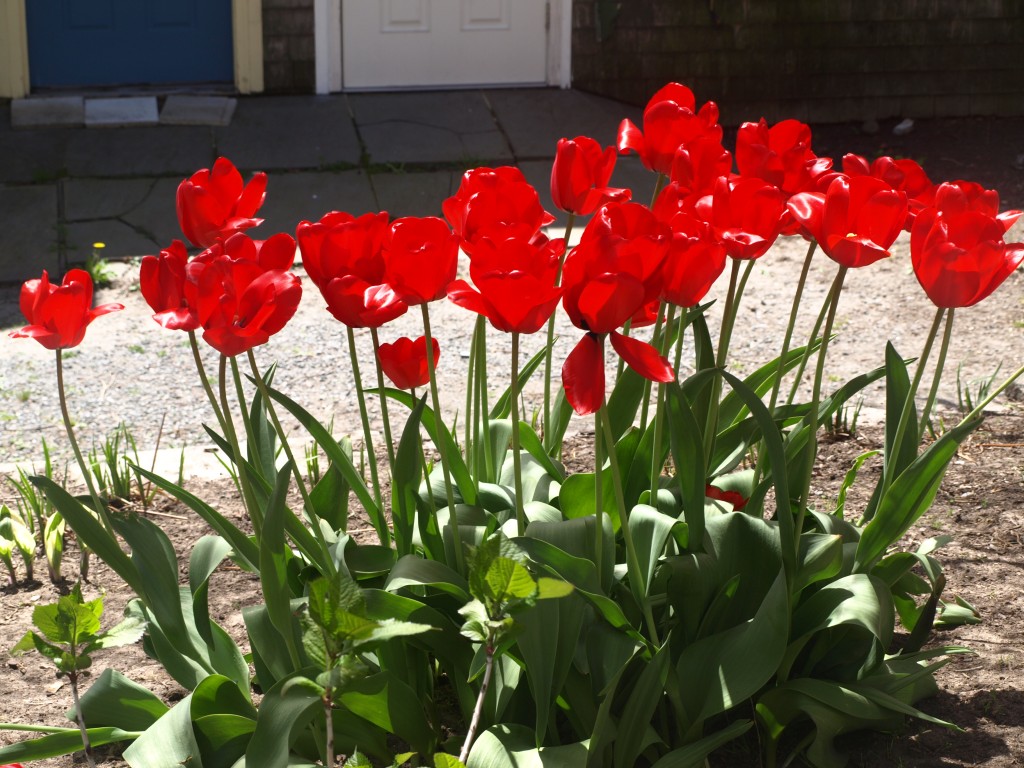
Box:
[5, 82, 1024, 768]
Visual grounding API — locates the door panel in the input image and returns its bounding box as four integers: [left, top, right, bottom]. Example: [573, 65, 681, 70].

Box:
[27, 0, 232, 88]
[343, 0, 547, 90]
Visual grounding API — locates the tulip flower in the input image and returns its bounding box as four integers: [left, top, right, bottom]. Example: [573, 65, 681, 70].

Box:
[787, 175, 908, 268]
[705, 484, 748, 510]
[736, 118, 831, 197]
[443, 166, 554, 251]
[10, 269, 123, 350]
[695, 176, 786, 260]
[617, 82, 722, 175]
[560, 203, 673, 414]
[447, 235, 564, 334]
[139, 240, 199, 331]
[666, 135, 733, 199]
[383, 216, 461, 306]
[841, 153, 934, 228]
[296, 211, 407, 328]
[659, 212, 728, 308]
[186, 257, 302, 357]
[550, 136, 630, 215]
[377, 336, 439, 390]
[176, 157, 267, 248]
[911, 204, 1024, 308]
[930, 179, 1022, 233]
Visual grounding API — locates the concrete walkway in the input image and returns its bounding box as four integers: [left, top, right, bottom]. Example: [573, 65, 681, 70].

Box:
[0, 88, 645, 283]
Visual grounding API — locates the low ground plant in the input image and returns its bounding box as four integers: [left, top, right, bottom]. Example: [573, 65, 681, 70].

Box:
[2, 82, 1023, 767]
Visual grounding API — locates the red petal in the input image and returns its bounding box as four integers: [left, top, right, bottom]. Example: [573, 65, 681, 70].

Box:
[562, 334, 605, 415]
[610, 331, 674, 383]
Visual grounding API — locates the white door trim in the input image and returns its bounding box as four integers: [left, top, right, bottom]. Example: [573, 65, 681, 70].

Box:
[315, 0, 342, 94]
[548, 0, 572, 88]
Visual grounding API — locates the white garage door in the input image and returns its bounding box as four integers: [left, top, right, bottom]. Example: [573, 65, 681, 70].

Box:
[342, 0, 549, 89]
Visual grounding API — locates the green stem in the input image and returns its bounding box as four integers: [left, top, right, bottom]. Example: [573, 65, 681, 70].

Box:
[767, 240, 817, 416]
[56, 350, 116, 539]
[346, 326, 385, 519]
[478, 317, 496, 486]
[796, 266, 848, 520]
[247, 349, 342, 563]
[509, 332, 527, 535]
[219, 355, 262, 538]
[786, 288, 832, 408]
[650, 173, 667, 208]
[599, 404, 661, 647]
[421, 304, 464, 572]
[753, 240, 818, 489]
[876, 306, 946, 506]
[369, 326, 397, 472]
[702, 258, 742, 463]
[67, 672, 97, 768]
[650, 304, 678, 502]
[594, 410, 604, 587]
[543, 212, 575, 452]
[188, 330, 227, 432]
[918, 308, 955, 442]
[466, 316, 480, 473]
[639, 300, 669, 433]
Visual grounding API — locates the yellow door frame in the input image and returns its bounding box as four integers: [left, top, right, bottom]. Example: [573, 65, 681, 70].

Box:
[0, 0, 263, 98]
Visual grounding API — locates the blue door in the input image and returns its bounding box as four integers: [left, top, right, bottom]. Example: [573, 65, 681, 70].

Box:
[26, 0, 233, 88]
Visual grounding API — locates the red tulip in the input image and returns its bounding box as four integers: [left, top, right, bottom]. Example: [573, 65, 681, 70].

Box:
[10, 269, 123, 350]
[140, 240, 199, 331]
[296, 211, 389, 289]
[186, 257, 302, 357]
[841, 154, 934, 228]
[660, 212, 728, 307]
[736, 118, 831, 197]
[550, 136, 630, 215]
[443, 166, 554, 250]
[931, 180, 1022, 233]
[788, 175, 908, 268]
[911, 203, 1024, 308]
[383, 216, 460, 306]
[560, 204, 674, 414]
[377, 336, 440, 390]
[666, 135, 733, 198]
[447, 235, 564, 334]
[296, 211, 407, 328]
[617, 82, 722, 175]
[695, 177, 786, 260]
[705, 484, 748, 510]
[176, 157, 267, 248]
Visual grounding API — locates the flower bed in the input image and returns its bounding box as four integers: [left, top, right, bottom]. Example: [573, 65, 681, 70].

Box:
[2, 82, 1023, 768]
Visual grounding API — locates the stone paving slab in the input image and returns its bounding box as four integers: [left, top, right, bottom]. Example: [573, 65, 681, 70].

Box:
[63, 178, 156, 221]
[257, 170, 377, 240]
[160, 95, 237, 126]
[11, 96, 84, 129]
[120, 177, 186, 249]
[66, 125, 214, 177]
[85, 97, 160, 127]
[371, 169, 455, 218]
[349, 90, 512, 166]
[64, 219, 159, 263]
[217, 96, 361, 171]
[486, 88, 641, 159]
[0, 185, 60, 282]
